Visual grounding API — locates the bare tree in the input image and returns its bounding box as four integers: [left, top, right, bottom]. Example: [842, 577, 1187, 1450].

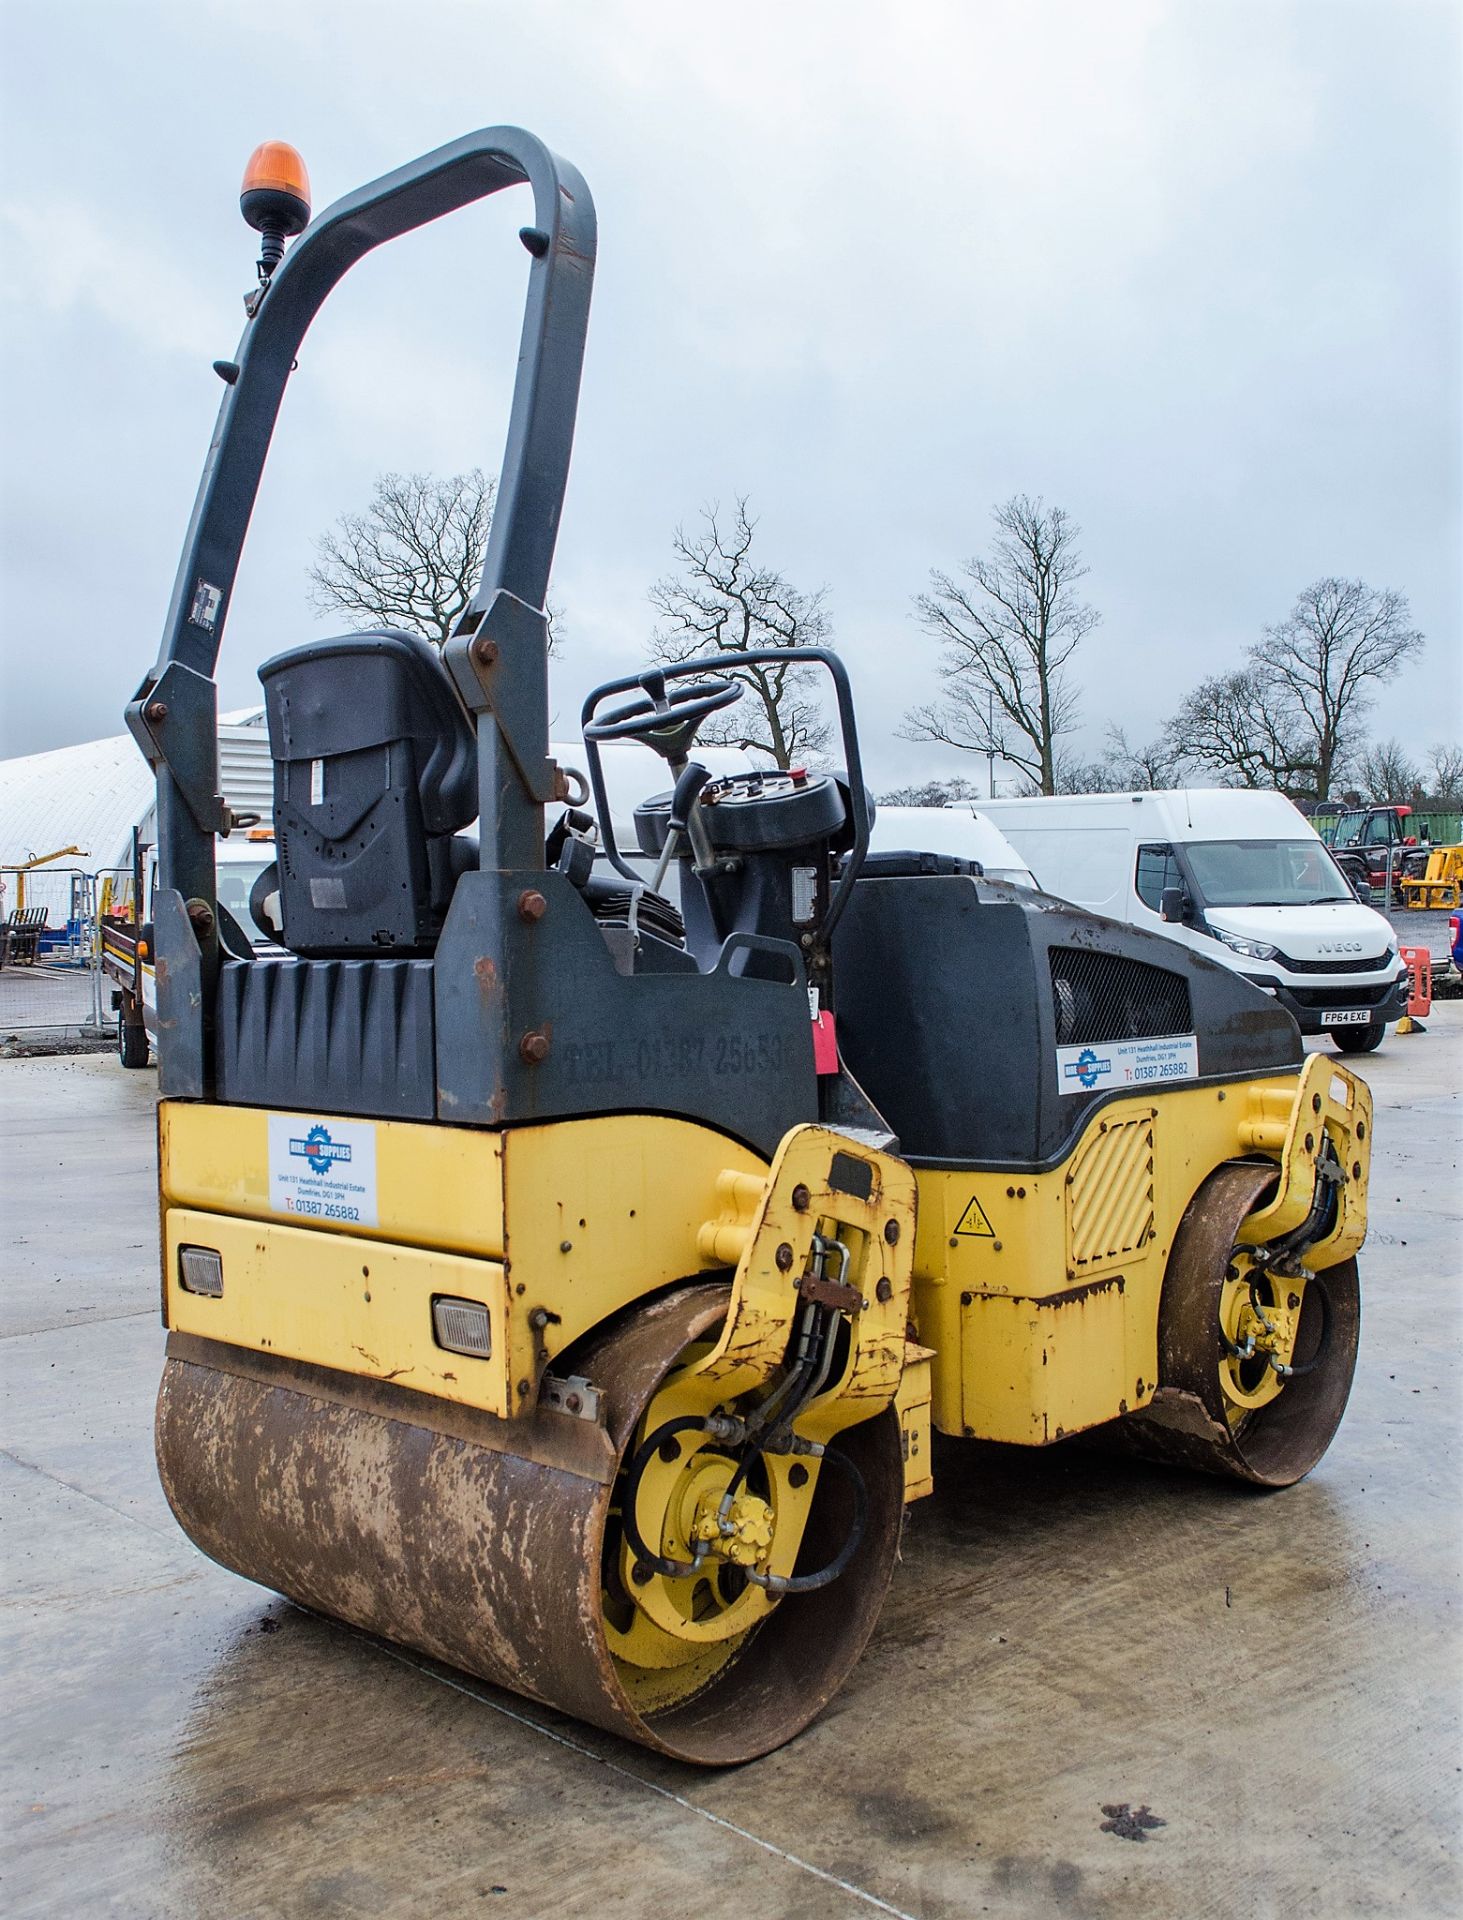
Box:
[1163, 667, 1317, 795]
[1163, 580, 1424, 801]
[1252, 578, 1424, 802]
[1426, 742, 1463, 807]
[1101, 725, 1182, 790]
[1356, 738, 1423, 803]
[878, 776, 984, 807]
[309, 469, 560, 652]
[901, 495, 1099, 796]
[648, 498, 831, 767]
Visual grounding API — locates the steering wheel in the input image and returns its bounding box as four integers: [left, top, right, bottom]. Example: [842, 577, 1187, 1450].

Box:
[584, 671, 741, 756]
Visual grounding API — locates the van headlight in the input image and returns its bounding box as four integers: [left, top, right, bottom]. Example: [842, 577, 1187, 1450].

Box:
[1214, 929, 1279, 962]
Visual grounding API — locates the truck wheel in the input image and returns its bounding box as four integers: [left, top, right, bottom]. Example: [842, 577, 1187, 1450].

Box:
[1331, 1021, 1384, 1055]
[118, 1006, 150, 1068]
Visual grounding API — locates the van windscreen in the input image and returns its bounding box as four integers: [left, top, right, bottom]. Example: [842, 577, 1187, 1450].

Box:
[1184, 840, 1355, 908]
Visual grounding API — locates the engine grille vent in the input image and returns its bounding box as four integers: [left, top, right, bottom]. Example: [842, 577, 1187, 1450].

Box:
[1050, 945, 1192, 1048]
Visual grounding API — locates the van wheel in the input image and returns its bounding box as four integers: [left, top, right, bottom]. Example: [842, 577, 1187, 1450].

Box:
[118, 1007, 150, 1069]
[1331, 1021, 1384, 1055]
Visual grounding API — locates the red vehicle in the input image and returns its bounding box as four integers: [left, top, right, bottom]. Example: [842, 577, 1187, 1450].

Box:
[1320, 805, 1430, 905]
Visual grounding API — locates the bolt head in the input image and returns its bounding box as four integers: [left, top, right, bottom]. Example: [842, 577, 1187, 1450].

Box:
[517, 889, 548, 923]
[883, 1218, 900, 1245]
[471, 634, 499, 667]
[775, 1241, 795, 1272]
[519, 1030, 550, 1065]
[791, 1184, 811, 1213]
[875, 1276, 894, 1304]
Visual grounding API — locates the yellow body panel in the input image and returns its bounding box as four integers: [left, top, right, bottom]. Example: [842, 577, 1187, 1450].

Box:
[909, 1066, 1370, 1446]
[894, 1343, 935, 1500]
[161, 1102, 506, 1258]
[157, 1051, 1369, 1463]
[499, 1119, 763, 1407]
[164, 1206, 511, 1414]
[159, 1103, 763, 1415]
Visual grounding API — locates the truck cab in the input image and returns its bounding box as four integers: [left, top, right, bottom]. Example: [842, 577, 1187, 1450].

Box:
[100, 833, 279, 1066]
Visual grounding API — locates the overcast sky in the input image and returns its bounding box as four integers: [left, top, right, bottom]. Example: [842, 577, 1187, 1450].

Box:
[2, 0, 1458, 792]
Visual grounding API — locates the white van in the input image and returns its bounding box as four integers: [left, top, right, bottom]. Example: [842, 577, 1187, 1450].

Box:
[974, 788, 1409, 1054]
[869, 807, 1037, 888]
[574, 747, 1038, 894]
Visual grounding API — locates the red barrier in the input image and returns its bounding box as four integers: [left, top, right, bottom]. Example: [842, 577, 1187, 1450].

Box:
[1399, 945, 1432, 1018]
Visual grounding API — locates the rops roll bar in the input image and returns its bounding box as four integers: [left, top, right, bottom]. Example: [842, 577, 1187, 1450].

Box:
[128, 126, 596, 929]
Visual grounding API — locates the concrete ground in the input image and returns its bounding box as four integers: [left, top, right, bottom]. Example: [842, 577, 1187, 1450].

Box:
[2, 1018, 1459, 1920]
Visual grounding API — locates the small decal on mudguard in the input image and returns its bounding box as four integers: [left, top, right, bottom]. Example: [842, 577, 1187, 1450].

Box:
[267, 1113, 379, 1226]
[1056, 1033, 1198, 1095]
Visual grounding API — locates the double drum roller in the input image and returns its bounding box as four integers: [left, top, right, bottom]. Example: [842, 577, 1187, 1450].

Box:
[135, 129, 1372, 1763]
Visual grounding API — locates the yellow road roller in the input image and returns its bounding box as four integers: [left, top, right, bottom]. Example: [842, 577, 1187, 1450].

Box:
[128, 128, 1370, 1764]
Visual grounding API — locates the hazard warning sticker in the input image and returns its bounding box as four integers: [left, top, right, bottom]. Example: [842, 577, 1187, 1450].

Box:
[953, 1195, 995, 1238]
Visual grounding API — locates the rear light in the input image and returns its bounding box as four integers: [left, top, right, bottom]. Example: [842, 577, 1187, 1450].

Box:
[178, 1246, 224, 1297]
[432, 1296, 492, 1359]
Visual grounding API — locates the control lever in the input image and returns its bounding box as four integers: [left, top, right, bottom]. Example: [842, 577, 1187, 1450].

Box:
[651, 762, 715, 893]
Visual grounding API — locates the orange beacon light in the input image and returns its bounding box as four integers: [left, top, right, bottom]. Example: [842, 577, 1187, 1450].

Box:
[239, 141, 311, 282]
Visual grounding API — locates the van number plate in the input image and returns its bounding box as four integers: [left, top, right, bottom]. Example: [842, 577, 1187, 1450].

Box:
[1321, 1010, 1370, 1026]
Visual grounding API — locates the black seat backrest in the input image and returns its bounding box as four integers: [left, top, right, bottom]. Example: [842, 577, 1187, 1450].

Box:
[258, 629, 477, 957]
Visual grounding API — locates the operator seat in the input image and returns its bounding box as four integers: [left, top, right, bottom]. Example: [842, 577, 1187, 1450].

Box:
[257, 628, 477, 957]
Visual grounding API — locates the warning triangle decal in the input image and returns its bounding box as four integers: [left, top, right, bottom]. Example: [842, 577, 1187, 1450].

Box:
[954, 1195, 995, 1238]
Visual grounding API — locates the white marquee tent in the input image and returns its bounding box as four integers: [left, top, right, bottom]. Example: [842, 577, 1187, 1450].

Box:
[0, 710, 272, 874]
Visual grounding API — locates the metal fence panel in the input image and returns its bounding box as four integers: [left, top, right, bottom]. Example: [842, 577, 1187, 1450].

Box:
[0, 867, 103, 1034]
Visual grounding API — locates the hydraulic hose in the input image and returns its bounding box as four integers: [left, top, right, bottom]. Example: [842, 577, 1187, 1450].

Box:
[1269, 1273, 1333, 1380]
[745, 1445, 869, 1595]
[619, 1416, 722, 1580]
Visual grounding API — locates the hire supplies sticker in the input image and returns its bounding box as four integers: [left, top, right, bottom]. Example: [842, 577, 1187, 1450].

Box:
[1055, 1033, 1198, 1097]
[267, 1113, 379, 1227]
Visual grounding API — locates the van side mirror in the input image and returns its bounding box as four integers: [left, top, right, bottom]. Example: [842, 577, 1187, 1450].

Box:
[1159, 885, 1187, 924]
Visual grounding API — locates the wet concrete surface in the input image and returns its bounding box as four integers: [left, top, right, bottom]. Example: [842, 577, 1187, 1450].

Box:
[2, 1018, 1459, 1919]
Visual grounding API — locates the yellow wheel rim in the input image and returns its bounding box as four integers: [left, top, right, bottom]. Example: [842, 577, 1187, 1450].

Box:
[1218, 1255, 1306, 1428]
[601, 1345, 823, 1712]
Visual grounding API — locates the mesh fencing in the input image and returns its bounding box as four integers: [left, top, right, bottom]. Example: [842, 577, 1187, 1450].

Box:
[0, 868, 104, 1034]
